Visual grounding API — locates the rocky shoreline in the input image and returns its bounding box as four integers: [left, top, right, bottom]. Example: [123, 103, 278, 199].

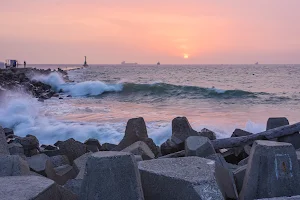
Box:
[0, 68, 68, 100]
[1, 69, 300, 199]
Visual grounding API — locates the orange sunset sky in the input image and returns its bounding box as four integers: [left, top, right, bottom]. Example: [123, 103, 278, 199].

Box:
[1, 0, 300, 64]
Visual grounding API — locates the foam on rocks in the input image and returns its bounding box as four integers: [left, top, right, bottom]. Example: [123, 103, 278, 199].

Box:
[80, 151, 144, 200]
[138, 157, 224, 200]
[240, 140, 300, 200]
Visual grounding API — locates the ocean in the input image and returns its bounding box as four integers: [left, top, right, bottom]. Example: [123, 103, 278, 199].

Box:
[1, 64, 300, 145]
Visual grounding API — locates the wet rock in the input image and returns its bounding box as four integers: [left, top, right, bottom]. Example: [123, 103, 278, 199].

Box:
[0, 176, 60, 200]
[57, 138, 87, 162]
[122, 141, 155, 160]
[240, 140, 300, 200]
[199, 128, 216, 140]
[160, 117, 199, 155]
[138, 157, 223, 200]
[266, 117, 289, 130]
[185, 136, 216, 157]
[80, 151, 144, 200]
[0, 155, 30, 176]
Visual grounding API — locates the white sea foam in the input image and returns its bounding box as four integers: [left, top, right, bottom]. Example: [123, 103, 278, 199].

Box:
[208, 87, 227, 94]
[32, 72, 123, 97]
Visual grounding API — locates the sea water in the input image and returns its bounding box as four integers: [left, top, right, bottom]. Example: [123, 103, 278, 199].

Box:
[1, 64, 300, 145]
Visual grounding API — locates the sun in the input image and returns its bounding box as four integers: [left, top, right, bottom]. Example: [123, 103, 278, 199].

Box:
[183, 54, 189, 59]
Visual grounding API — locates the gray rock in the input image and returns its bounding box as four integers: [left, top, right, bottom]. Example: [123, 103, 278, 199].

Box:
[199, 128, 216, 140]
[278, 133, 300, 150]
[58, 138, 87, 162]
[73, 152, 92, 180]
[231, 129, 253, 137]
[40, 149, 61, 157]
[80, 151, 144, 200]
[3, 128, 14, 136]
[238, 157, 249, 166]
[64, 179, 82, 197]
[122, 141, 155, 160]
[266, 117, 289, 130]
[160, 117, 199, 155]
[233, 165, 247, 194]
[185, 136, 216, 157]
[240, 140, 300, 200]
[0, 176, 59, 200]
[0, 155, 30, 176]
[50, 155, 70, 168]
[53, 164, 77, 185]
[0, 126, 9, 155]
[27, 153, 50, 176]
[7, 143, 24, 156]
[138, 157, 223, 200]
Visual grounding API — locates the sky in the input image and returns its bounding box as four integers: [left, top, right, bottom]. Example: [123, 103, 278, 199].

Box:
[1, 0, 300, 64]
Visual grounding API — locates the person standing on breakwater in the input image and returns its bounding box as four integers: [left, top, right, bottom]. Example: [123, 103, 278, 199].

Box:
[24, 61, 26, 68]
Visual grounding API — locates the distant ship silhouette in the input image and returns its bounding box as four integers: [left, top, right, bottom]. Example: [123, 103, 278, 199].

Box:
[255, 62, 259, 65]
[121, 61, 137, 65]
[157, 62, 160, 65]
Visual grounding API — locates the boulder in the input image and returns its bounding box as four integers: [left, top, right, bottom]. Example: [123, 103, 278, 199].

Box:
[0, 176, 60, 200]
[256, 196, 300, 200]
[160, 117, 199, 155]
[43, 145, 58, 151]
[185, 136, 216, 157]
[80, 151, 144, 200]
[73, 153, 92, 180]
[84, 138, 101, 152]
[50, 155, 70, 168]
[15, 134, 39, 157]
[199, 128, 216, 140]
[138, 157, 223, 200]
[231, 129, 253, 137]
[54, 141, 63, 147]
[240, 140, 300, 200]
[53, 164, 77, 185]
[26, 153, 50, 176]
[40, 149, 61, 157]
[122, 141, 155, 160]
[266, 117, 289, 130]
[0, 155, 30, 176]
[100, 143, 117, 151]
[7, 143, 24, 156]
[113, 117, 149, 149]
[56, 184, 79, 200]
[58, 138, 87, 162]
[0, 126, 9, 155]
[233, 165, 247, 194]
[278, 133, 300, 150]
[238, 157, 249, 166]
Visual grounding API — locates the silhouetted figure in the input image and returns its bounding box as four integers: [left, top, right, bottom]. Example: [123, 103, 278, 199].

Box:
[24, 61, 26, 68]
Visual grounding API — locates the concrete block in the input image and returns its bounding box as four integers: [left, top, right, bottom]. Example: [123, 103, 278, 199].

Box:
[58, 138, 87, 162]
[50, 155, 70, 168]
[0, 126, 9, 155]
[73, 152, 92, 179]
[240, 140, 300, 200]
[138, 157, 223, 200]
[80, 151, 144, 200]
[27, 153, 50, 176]
[278, 133, 300, 150]
[238, 157, 249, 166]
[256, 196, 300, 200]
[15, 134, 39, 157]
[84, 138, 101, 152]
[7, 143, 24, 156]
[185, 136, 216, 157]
[64, 179, 82, 197]
[100, 143, 117, 151]
[0, 176, 59, 200]
[53, 164, 77, 185]
[233, 165, 247, 194]
[0, 155, 30, 176]
[158, 150, 185, 159]
[199, 128, 216, 140]
[231, 129, 252, 137]
[56, 184, 79, 200]
[267, 117, 289, 130]
[122, 141, 155, 160]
